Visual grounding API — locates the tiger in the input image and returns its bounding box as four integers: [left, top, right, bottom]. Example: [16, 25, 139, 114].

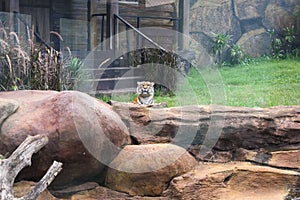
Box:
[132, 81, 155, 105]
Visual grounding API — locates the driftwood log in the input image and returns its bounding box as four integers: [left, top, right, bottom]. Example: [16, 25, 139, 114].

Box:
[0, 135, 62, 200]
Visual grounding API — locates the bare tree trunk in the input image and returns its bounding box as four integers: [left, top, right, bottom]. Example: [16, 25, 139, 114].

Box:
[0, 135, 63, 200]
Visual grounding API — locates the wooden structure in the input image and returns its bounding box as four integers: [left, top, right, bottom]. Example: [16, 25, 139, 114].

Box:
[0, 0, 189, 51]
[0, 0, 190, 95]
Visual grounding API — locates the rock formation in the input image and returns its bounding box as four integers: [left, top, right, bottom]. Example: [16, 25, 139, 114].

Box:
[163, 162, 300, 200]
[1, 91, 300, 199]
[111, 102, 300, 162]
[190, 0, 300, 61]
[106, 143, 197, 196]
[0, 90, 131, 189]
[14, 181, 58, 200]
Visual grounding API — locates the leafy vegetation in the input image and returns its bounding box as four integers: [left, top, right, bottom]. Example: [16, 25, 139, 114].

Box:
[229, 44, 245, 65]
[268, 26, 297, 59]
[211, 32, 246, 66]
[118, 48, 193, 95]
[211, 23, 298, 66]
[211, 32, 232, 65]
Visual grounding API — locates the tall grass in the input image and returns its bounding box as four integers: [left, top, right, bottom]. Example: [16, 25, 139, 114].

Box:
[0, 23, 81, 91]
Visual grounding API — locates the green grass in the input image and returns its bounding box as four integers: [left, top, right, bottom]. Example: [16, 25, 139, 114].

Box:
[156, 59, 300, 107]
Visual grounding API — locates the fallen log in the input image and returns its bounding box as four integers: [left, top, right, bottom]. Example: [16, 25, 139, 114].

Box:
[0, 135, 62, 200]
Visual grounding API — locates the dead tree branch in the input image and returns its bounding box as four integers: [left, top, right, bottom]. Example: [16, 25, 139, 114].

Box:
[0, 135, 63, 200]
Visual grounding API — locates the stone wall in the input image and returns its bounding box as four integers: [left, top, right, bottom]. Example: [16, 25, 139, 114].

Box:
[190, 0, 300, 63]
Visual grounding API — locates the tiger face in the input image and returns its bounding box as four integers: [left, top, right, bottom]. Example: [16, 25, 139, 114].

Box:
[133, 81, 155, 105]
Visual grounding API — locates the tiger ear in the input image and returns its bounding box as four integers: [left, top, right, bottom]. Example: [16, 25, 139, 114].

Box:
[137, 81, 142, 85]
[150, 82, 155, 86]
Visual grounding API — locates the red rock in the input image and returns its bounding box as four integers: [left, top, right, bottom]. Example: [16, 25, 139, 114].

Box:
[0, 90, 130, 189]
[105, 143, 197, 196]
[163, 162, 300, 200]
[235, 148, 300, 169]
[14, 181, 58, 200]
[69, 185, 169, 200]
[111, 102, 300, 163]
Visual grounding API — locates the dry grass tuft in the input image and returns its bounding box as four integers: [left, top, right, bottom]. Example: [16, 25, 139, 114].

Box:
[0, 23, 81, 91]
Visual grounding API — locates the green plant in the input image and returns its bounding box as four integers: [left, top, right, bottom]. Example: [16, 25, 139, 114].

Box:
[268, 26, 297, 59]
[211, 32, 232, 65]
[61, 57, 83, 90]
[283, 26, 296, 56]
[121, 48, 190, 95]
[229, 44, 245, 65]
[97, 94, 112, 103]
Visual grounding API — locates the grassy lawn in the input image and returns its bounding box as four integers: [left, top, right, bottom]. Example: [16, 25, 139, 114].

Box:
[154, 59, 300, 108]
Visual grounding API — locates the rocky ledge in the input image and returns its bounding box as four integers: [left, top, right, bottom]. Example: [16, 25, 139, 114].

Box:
[0, 91, 299, 200]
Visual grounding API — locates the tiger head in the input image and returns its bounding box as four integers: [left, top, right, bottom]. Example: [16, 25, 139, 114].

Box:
[137, 81, 155, 97]
[133, 81, 155, 105]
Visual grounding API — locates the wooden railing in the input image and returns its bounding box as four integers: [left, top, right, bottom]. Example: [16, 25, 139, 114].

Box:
[13, 11, 52, 49]
[113, 14, 168, 53]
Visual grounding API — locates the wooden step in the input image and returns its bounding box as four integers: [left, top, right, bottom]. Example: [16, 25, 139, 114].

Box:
[94, 76, 143, 91]
[90, 88, 136, 95]
[81, 67, 140, 79]
[83, 76, 143, 82]
[82, 67, 135, 71]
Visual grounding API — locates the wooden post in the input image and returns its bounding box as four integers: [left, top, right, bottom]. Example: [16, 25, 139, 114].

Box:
[5, 0, 19, 34]
[8, 0, 19, 12]
[90, 0, 98, 50]
[4, 0, 8, 11]
[182, 0, 190, 49]
[178, 0, 190, 50]
[0, 0, 4, 11]
[106, 0, 119, 50]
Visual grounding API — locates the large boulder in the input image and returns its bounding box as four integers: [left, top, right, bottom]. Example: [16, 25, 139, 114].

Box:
[0, 90, 131, 189]
[190, 33, 215, 67]
[263, 0, 299, 30]
[163, 162, 300, 200]
[234, 0, 269, 20]
[236, 28, 271, 57]
[190, 0, 242, 42]
[189, 0, 300, 60]
[105, 143, 197, 196]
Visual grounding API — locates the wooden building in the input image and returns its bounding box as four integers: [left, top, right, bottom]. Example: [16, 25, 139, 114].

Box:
[0, 0, 190, 95]
[0, 0, 190, 55]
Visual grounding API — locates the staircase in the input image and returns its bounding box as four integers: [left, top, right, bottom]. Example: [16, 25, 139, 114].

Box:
[80, 1, 180, 96]
[80, 50, 143, 96]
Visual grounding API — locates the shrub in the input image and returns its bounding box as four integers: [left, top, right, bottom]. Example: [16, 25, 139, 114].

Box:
[115, 48, 192, 95]
[268, 26, 297, 59]
[229, 44, 245, 65]
[0, 29, 30, 90]
[211, 32, 232, 65]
